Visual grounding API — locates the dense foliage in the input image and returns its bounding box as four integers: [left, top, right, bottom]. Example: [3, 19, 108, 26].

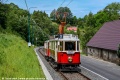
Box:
[0, 2, 58, 46]
[50, 7, 74, 24]
[77, 2, 120, 50]
[0, 2, 120, 48]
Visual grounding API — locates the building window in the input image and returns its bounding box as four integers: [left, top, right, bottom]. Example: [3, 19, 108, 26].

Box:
[89, 48, 91, 52]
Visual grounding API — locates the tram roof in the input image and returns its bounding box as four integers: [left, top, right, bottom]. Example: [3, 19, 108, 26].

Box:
[49, 34, 80, 41]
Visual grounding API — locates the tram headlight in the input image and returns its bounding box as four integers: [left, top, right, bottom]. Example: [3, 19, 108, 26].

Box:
[68, 56, 72, 62]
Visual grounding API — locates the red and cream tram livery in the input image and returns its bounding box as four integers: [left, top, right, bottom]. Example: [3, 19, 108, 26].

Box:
[44, 34, 80, 69]
[44, 40, 50, 61]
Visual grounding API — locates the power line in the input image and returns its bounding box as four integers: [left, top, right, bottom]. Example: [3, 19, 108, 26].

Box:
[66, 0, 73, 7]
[0, 0, 8, 3]
[51, 0, 66, 21]
[56, 0, 74, 22]
[55, 0, 65, 13]
[57, 0, 73, 12]
[59, 0, 65, 7]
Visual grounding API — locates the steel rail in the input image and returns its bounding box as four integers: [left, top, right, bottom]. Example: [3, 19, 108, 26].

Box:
[77, 69, 91, 80]
[58, 71, 69, 80]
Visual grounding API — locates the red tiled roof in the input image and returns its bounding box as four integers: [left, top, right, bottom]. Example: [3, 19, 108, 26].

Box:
[87, 20, 120, 51]
[67, 27, 77, 31]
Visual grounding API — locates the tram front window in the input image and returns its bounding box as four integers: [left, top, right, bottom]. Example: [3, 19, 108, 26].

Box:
[65, 42, 75, 50]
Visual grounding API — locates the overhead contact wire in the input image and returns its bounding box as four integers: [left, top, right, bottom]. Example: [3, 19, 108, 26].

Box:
[66, 0, 73, 7]
[59, 0, 65, 7]
[56, 0, 66, 22]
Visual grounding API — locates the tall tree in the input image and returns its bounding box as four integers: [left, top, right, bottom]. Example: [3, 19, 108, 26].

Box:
[50, 9, 56, 21]
[94, 10, 109, 28]
[70, 16, 77, 26]
[77, 2, 120, 50]
[0, 2, 9, 29]
[104, 2, 120, 20]
[86, 12, 95, 27]
[50, 7, 73, 24]
[77, 18, 84, 28]
[32, 10, 58, 45]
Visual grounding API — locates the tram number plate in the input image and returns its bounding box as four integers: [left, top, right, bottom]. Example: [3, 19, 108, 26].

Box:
[67, 51, 74, 54]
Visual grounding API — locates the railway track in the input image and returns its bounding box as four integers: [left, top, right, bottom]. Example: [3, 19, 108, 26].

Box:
[58, 71, 69, 80]
[58, 70, 90, 80]
[39, 47, 90, 80]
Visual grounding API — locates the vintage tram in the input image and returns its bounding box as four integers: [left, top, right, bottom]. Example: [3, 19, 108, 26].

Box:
[44, 12, 81, 70]
[44, 34, 80, 69]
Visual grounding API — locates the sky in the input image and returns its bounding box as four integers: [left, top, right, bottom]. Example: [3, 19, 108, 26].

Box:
[6, 0, 120, 18]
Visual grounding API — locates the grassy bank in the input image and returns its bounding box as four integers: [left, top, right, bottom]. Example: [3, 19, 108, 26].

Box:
[0, 33, 45, 79]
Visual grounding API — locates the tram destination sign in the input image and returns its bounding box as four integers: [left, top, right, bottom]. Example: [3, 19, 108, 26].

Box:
[58, 34, 63, 39]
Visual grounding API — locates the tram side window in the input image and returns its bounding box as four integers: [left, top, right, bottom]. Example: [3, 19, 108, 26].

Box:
[60, 41, 63, 51]
[51, 42, 53, 50]
[52, 41, 54, 50]
[49, 42, 51, 49]
[53, 41, 54, 50]
[65, 42, 75, 51]
[54, 41, 55, 50]
[58, 41, 63, 51]
[77, 41, 79, 51]
[44, 43, 46, 48]
[48, 42, 49, 49]
[56, 41, 57, 48]
[46, 43, 47, 49]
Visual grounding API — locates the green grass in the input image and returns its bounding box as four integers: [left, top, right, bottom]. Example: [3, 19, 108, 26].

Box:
[0, 33, 45, 79]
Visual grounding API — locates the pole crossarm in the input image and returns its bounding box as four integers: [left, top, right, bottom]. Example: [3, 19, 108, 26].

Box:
[29, 7, 37, 12]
